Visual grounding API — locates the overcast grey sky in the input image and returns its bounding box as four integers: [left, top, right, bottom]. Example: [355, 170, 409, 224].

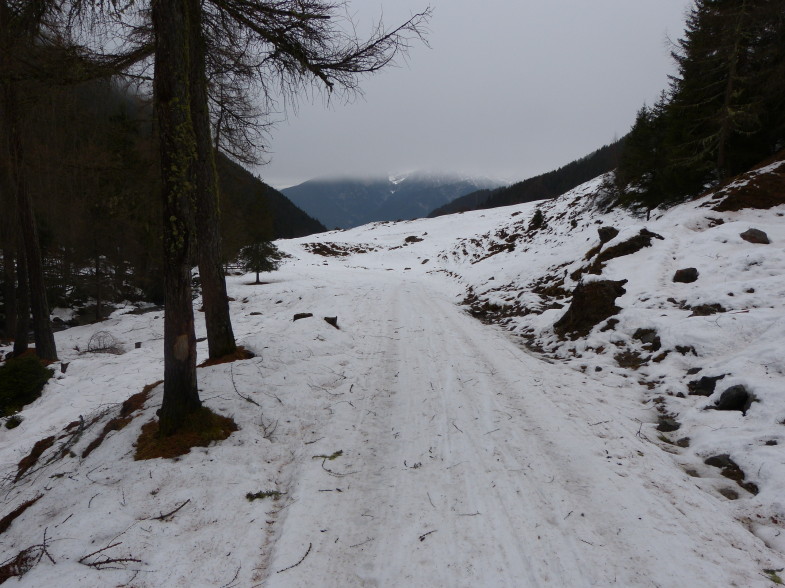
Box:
[256, 0, 693, 189]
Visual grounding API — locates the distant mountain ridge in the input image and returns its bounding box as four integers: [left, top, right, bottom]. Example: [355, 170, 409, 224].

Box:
[428, 139, 626, 217]
[282, 171, 503, 229]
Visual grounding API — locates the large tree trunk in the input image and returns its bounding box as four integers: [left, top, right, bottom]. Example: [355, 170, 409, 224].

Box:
[152, 0, 201, 436]
[0, 1, 57, 361]
[0, 124, 16, 342]
[187, 0, 237, 360]
[1, 241, 16, 340]
[716, 2, 748, 182]
[2, 82, 57, 361]
[13, 240, 29, 357]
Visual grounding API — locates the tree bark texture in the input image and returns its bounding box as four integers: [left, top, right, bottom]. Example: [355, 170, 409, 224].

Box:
[0, 1, 57, 361]
[3, 86, 57, 360]
[0, 113, 16, 342]
[152, 0, 201, 436]
[1, 239, 17, 340]
[187, 0, 237, 359]
[13, 238, 29, 357]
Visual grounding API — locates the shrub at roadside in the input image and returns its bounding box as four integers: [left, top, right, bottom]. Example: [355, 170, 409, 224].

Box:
[0, 356, 54, 417]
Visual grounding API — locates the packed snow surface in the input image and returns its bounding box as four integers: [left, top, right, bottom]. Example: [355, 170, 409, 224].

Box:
[2, 170, 785, 586]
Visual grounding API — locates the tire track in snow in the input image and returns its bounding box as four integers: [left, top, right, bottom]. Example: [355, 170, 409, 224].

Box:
[263, 269, 778, 587]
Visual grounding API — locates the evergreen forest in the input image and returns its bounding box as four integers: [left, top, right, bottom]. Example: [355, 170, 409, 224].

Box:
[0, 77, 323, 327]
[614, 0, 785, 211]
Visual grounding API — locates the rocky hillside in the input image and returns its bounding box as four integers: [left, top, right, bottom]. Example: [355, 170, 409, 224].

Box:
[1, 154, 783, 587]
[281, 153, 785, 554]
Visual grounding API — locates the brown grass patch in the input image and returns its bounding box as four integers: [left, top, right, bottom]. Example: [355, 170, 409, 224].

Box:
[0, 495, 43, 535]
[80, 381, 159, 459]
[81, 417, 132, 459]
[134, 407, 238, 460]
[123, 380, 161, 416]
[15, 436, 55, 482]
[198, 346, 254, 368]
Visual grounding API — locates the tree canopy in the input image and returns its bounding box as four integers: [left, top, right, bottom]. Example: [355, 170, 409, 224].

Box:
[615, 0, 785, 210]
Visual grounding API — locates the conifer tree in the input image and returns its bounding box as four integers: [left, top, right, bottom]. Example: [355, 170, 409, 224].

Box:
[0, 0, 58, 361]
[668, 0, 760, 184]
[616, 0, 785, 209]
[615, 94, 675, 212]
[150, 0, 430, 435]
[240, 241, 282, 284]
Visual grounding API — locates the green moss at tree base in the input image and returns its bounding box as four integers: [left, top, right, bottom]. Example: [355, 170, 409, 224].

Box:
[134, 407, 238, 460]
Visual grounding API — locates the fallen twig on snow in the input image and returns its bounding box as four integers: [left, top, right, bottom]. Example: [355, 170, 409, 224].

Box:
[219, 565, 241, 588]
[276, 543, 312, 573]
[419, 530, 437, 542]
[79, 542, 141, 569]
[230, 366, 261, 407]
[260, 418, 278, 441]
[153, 498, 191, 521]
[0, 528, 56, 582]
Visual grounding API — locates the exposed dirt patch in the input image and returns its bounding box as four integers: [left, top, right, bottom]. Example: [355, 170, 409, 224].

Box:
[614, 350, 649, 370]
[81, 417, 132, 459]
[688, 303, 726, 317]
[571, 229, 663, 280]
[583, 243, 602, 261]
[530, 274, 569, 299]
[303, 242, 377, 257]
[124, 381, 161, 415]
[718, 487, 739, 500]
[0, 543, 49, 583]
[704, 454, 759, 495]
[464, 292, 527, 323]
[554, 280, 627, 339]
[591, 229, 663, 271]
[711, 156, 785, 212]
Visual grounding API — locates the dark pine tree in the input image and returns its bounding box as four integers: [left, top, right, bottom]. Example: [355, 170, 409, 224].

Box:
[239, 241, 282, 284]
[616, 0, 785, 210]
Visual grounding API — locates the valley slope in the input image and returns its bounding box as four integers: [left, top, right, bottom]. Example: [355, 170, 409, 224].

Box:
[1, 159, 784, 586]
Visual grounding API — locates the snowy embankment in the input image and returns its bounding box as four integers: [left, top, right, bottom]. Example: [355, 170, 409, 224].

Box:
[1, 158, 784, 586]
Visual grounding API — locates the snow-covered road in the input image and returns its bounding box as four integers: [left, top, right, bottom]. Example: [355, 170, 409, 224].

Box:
[4, 178, 785, 587]
[262, 267, 775, 587]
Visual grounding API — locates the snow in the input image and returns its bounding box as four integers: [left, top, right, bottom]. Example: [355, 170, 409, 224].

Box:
[2, 166, 785, 586]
